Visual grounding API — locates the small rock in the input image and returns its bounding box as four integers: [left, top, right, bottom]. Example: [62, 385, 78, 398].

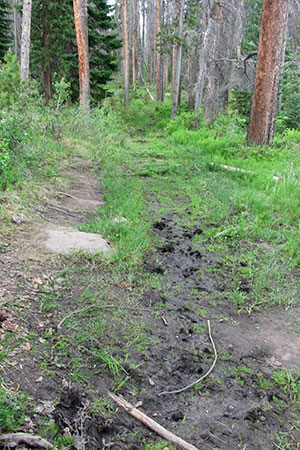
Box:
[112, 216, 128, 223]
[266, 356, 282, 367]
[148, 377, 155, 386]
[12, 213, 27, 225]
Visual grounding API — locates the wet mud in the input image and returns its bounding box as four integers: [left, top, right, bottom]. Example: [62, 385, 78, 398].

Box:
[1, 195, 299, 448]
[112, 214, 299, 449]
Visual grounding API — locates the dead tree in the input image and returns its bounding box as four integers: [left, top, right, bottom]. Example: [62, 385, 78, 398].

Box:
[172, 0, 179, 93]
[171, 0, 184, 118]
[73, 0, 90, 112]
[247, 0, 289, 146]
[194, 0, 245, 122]
[156, 0, 163, 101]
[132, 0, 137, 91]
[20, 0, 32, 82]
[122, 0, 130, 105]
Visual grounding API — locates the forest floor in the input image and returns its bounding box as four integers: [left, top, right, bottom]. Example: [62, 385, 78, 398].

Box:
[0, 101, 299, 450]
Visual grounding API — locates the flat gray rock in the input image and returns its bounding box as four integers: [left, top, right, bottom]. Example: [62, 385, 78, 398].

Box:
[44, 226, 112, 255]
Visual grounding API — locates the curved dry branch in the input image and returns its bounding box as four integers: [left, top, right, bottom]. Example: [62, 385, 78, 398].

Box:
[159, 320, 217, 396]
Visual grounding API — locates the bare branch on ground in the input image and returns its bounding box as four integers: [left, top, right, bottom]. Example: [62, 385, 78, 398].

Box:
[159, 320, 217, 395]
[108, 392, 199, 450]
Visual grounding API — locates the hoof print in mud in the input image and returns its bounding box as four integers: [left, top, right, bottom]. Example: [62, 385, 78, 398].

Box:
[144, 262, 165, 274]
[158, 243, 175, 253]
[141, 290, 167, 306]
[171, 410, 185, 421]
[189, 249, 202, 259]
[182, 266, 198, 277]
[153, 219, 167, 230]
[53, 387, 114, 448]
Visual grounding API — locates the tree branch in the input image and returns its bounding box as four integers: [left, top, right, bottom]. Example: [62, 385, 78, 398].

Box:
[109, 393, 199, 450]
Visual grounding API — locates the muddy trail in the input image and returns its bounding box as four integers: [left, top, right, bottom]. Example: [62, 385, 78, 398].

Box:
[0, 156, 299, 449]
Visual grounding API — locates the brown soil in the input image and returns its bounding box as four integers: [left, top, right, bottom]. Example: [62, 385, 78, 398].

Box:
[0, 158, 299, 450]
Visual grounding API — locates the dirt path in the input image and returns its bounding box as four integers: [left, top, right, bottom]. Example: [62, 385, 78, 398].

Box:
[0, 155, 299, 449]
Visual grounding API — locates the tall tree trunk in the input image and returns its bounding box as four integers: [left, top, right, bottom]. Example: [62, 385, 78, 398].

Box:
[141, 0, 146, 81]
[248, 0, 289, 146]
[164, 54, 169, 88]
[122, 0, 130, 105]
[20, 0, 32, 82]
[73, 0, 90, 112]
[171, 0, 184, 119]
[42, 2, 51, 105]
[12, 0, 20, 56]
[132, 0, 137, 91]
[194, 0, 244, 122]
[172, 0, 179, 93]
[156, 0, 163, 101]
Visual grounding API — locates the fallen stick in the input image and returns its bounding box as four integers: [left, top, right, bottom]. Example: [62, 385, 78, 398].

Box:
[161, 315, 168, 326]
[139, 64, 154, 101]
[108, 393, 199, 450]
[0, 433, 53, 449]
[214, 228, 230, 238]
[159, 320, 217, 395]
[210, 163, 280, 182]
[57, 191, 77, 199]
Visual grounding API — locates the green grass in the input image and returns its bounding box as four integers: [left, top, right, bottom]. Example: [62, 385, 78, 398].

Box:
[75, 94, 298, 314]
[0, 379, 28, 433]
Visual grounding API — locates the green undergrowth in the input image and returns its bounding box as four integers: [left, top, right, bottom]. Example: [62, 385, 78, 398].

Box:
[77, 92, 299, 274]
[0, 378, 28, 433]
[0, 88, 299, 445]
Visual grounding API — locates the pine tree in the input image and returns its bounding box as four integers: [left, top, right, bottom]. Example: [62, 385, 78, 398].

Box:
[0, 0, 12, 61]
[30, 0, 120, 104]
[87, 0, 121, 102]
[30, 0, 74, 102]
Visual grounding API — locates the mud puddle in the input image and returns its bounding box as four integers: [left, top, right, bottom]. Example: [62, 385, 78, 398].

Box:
[1, 196, 299, 449]
[112, 214, 299, 449]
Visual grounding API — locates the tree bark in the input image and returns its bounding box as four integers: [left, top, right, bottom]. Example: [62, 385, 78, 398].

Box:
[42, 2, 51, 105]
[20, 0, 32, 82]
[122, 0, 130, 105]
[156, 0, 163, 101]
[171, 0, 184, 119]
[12, 0, 21, 56]
[73, 0, 90, 112]
[132, 0, 137, 91]
[172, 0, 179, 93]
[247, 0, 289, 146]
[194, 0, 244, 122]
[140, 0, 146, 81]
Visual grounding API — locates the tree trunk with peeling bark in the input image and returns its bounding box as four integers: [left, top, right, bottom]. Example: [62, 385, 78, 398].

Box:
[172, 0, 179, 93]
[171, 0, 184, 119]
[247, 0, 289, 146]
[73, 0, 90, 112]
[156, 0, 163, 101]
[20, 0, 32, 82]
[122, 0, 130, 105]
[42, 2, 51, 105]
[194, 0, 244, 122]
[132, 0, 137, 91]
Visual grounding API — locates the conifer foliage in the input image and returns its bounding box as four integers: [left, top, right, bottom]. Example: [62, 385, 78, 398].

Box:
[0, 0, 12, 61]
[88, 0, 121, 102]
[30, 0, 120, 103]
